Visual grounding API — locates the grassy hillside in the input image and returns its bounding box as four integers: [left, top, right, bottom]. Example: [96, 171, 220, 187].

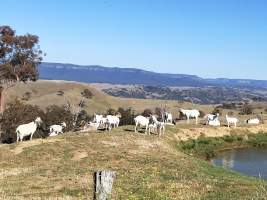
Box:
[2, 81, 267, 199]
[6, 80, 214, 116]
[0, 126, 266, 199]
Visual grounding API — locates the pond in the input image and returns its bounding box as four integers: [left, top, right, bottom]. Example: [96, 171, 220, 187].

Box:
[212, 148, 267, 180]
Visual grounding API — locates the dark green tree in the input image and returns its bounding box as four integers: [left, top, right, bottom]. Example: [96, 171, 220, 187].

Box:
[0, 25, 43, 112]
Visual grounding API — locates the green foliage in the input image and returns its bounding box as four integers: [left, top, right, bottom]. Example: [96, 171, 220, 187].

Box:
[44, 105, 74, 131]
[221, 135, 243, 143]
[0, 25, 43, 82]
[247, 132, 267, 148]
[0, 99, 45, 143]
[180, 132, 267, 159]
[0, 101, 76, 143]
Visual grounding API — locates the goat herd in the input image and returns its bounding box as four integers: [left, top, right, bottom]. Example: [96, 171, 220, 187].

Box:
[15, 108, 261, 142]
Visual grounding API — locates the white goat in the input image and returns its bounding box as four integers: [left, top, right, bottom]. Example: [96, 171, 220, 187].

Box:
[164, 112, 173, 124]
[207, 118, 221, 126]
[49, 122, 66, 136]
[93, 114, 103, 124]
[180, 109, 200, 124]
[150, 115, 165, 137]
[99, 117, 109, 130]
[134, 115, 150, 134]
[106, 115, 120, 131]
[81, 122, 100, 132]
[226, 115, 239, 128]
[204, 113, 219, 125]
[246, 118, 260, 125]
[16, 117, 42, 142]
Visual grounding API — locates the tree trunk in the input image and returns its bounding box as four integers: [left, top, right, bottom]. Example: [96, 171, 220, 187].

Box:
[93, 171, 116, 200]
[0, 87, 4, 113]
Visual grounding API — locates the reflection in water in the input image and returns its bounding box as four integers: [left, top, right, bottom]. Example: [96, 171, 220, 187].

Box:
[212, 148, 267, 179]
[221, 150, 235, 169]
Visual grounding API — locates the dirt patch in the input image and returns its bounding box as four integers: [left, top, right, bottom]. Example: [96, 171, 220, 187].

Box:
[71, 151, 88, 161]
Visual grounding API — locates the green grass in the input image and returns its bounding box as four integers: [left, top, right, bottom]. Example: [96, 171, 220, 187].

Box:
[179, 132, 267, 159]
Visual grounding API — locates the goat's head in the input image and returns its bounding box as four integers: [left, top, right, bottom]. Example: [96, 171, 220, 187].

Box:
[35, 117, 43, 126]
[61, 122, 67, 128]
[116, 112, 122, 118]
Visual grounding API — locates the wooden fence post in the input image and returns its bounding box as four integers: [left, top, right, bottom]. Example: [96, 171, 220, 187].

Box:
[93, 170, 116, 200]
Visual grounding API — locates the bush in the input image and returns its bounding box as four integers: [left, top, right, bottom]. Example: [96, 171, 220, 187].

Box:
[81, 88, 93, 99]
[220, 103, 237, 109]
[239, 103, 253, 115]
[0, 99, 45, 143]
[106, 108, 116, 115]
[117, 107, 135, 125]
[212, 107, 222, 115]
[75, 110, 92, 128]
[21, 92, 32, 101]
[0, 101, 77, 143]
[43, 105, 74, 131]
[142, 109, 152, 117]
[56, 90, 64, 96]
[155, 107, 163, 121]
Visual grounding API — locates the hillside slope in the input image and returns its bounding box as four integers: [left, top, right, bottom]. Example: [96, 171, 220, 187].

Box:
[0, 128, 266, 199]
[5, 80, 213, 116]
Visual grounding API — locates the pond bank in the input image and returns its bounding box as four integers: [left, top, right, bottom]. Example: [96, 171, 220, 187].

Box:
[178, 132, 267, 159]
[173, 123, 267, 141]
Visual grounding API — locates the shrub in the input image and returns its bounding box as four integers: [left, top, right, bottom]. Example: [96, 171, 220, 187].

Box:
[220, 103, 237, 109]
[142, 109, 152, 117]
[21, 92, 32, 101]
[239, 103, 253, 115]
[75, 110, 92, 128]
[117, 107, 135, 125]
[81, 88, 93, 99]
[212, 107, 222, 115]
[106, 108, 116, 115]
[0, 99, 45, 143]
[155, 107, 163, 121]
[56, 90, 64, 96]
[44, 105, 74, 131]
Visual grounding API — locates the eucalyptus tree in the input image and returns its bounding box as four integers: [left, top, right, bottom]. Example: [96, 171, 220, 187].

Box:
[0, 25, 43, 112]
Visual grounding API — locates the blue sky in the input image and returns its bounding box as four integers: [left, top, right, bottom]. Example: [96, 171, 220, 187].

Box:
[1, 0, 267, 79]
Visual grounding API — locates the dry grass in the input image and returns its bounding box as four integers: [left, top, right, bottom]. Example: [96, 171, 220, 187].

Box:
[0, 126, 267, 199]
[6, 80, 213, 116]
[2, 80, 267, 199]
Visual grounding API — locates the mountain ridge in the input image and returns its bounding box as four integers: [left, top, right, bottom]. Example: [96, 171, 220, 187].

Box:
[39, 62, 267, 89]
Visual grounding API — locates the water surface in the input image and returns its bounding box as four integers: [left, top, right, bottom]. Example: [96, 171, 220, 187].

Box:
[212, 148, 267, 179]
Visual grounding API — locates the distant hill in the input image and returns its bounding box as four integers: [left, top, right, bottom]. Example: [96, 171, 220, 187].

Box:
[39, 62, 267, 89]
[7, 80, 208, 116]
